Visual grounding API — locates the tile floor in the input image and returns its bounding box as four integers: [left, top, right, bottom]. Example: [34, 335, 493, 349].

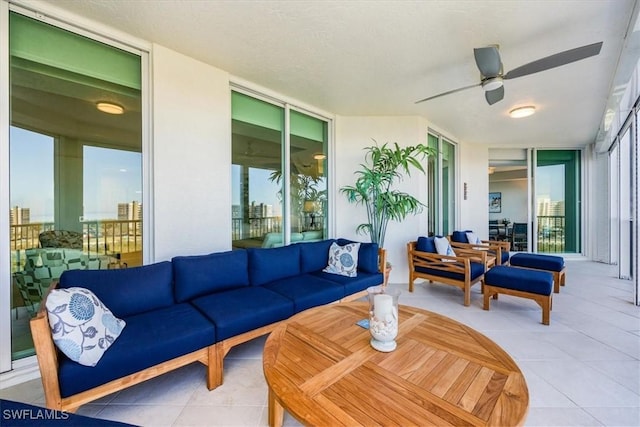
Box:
[1, 260, 639, 426]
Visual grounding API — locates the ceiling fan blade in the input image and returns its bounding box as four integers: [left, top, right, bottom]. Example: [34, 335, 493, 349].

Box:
[504, 41, 603, 80]
[485, 86, 504, 105]
[415, 83, 480, 104]
[474, 46, 502, 77]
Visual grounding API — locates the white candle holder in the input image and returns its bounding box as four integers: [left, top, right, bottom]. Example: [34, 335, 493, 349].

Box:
[366, 285, 401, 352]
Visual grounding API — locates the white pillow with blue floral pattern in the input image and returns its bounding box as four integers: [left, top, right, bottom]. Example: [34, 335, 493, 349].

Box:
[323, 242, 360, 277]
[434, 236, 457, 259]
[46, 287, 126, 367]
[466, 232, 483, 245]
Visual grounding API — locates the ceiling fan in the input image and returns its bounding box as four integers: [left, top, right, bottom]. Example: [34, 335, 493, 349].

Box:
[415, 41, 603, 105]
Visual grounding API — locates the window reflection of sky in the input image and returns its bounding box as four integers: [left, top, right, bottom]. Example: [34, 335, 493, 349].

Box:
[10, 126, 142, 222]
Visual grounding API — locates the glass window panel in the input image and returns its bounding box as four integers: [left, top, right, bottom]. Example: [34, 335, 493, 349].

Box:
[536, 150, 580, 253]
[442, 139, 456, 235]
[231, 93, 284, 248]
[290, 111, 327, 239]
[9, 12, 142, 361]
[427, 134, 438, 236]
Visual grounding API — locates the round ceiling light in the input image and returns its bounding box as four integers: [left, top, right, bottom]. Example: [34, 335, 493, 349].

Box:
[482, 77, 503, 92]
[509, 106, 536, 118]
[96, 102, 124, 115]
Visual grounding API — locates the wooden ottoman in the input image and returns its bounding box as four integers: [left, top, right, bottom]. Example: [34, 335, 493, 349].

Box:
[509, 253, 565, 293]
[484, 265, 554, 325]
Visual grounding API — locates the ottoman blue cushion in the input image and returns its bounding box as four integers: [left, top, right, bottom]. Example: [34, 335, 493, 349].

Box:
[485, 265, 553, 295]
[510, 253, 564, 272]
[58, 303, 215, 398]
[191, 287, 294, 341]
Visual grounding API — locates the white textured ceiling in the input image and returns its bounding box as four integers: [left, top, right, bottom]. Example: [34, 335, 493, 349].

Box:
[27, 0, 638, 148]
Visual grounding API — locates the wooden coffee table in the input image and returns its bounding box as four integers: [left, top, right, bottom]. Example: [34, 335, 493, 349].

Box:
[263, 302, 528, 426]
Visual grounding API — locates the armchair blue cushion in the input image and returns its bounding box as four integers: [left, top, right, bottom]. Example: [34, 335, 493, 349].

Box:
[451, 230, 470, 243]
[415, 261, 485, 282]
[59, 262, 174, 318]
[172, 250, 249, 302]
[416, 236, 437, 253]
[247, 245, 301, 286]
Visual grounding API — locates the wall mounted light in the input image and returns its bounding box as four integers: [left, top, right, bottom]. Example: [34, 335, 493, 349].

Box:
[509, 106, 536, 119]
[96, 102, 124, 115]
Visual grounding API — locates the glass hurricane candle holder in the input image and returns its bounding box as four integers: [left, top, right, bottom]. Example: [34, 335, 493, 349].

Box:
[367, 285, 401, 352]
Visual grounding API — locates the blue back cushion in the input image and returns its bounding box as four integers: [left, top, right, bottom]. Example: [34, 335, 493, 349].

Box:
[299, 239, 336, 273]
[172, 250, 249, 302]
[451, 231, 470, 243]
[248, 245, 301, 286]
[58, 261, 174, 318]
[416, 236, 436, 253]
[336, 239, 379, 273]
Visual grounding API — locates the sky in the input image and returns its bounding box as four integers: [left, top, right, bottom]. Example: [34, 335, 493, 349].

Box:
[10, 126, 142, 222]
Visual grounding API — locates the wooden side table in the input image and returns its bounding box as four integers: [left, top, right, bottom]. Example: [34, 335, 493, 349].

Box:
[263, 302, 529, 426]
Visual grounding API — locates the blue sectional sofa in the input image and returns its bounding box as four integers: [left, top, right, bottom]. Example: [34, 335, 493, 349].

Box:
[30, 239, 384, 412]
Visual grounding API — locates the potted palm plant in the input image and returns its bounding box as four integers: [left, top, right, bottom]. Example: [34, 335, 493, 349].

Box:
[341, 141, 433, 281]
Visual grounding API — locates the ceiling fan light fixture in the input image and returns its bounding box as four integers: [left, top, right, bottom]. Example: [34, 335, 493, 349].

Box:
[482, 77, 503, 92]
[509, 106, 536, 118]
[96, 102, 124, 115]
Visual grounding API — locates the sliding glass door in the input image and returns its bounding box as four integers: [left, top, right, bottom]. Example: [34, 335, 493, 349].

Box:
[6, 11, 143, 364]
[535, 150, 581, 253]
[231, 91, 329, 249]
[427, 132, 456, 236]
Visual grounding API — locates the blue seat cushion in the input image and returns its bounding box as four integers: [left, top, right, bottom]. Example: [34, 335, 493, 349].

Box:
[172, 250, 249, 302]
[59, 261, 174, 318]
[415, 261, 485, 282]
[336, 239, 380, 273]
[191, 287, 294, 341]
[485, 265, 553, 295]
[451, 230, 470, 243]
[312, 270, 384, 295]
[299, 239, 336, 273]
[247, 245, 301, 286]
[263, 274, 345, 313]
[58, 303, 215, 398]
[416, 236, 436, 253]
[501, 250, 510, 264]
[510, 253, 564, 272]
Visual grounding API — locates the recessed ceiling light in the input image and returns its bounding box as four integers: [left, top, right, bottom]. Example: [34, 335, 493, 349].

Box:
[509, 106, 536, 118]
[96, 102, 124, 115]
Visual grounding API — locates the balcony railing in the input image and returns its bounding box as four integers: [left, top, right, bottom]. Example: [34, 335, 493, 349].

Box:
[537, 215, 565, 253]
[232, 216, 282, 241]
[10, 220, 142, 272]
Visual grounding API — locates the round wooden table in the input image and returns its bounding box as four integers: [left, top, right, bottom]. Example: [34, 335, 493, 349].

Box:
[263, 302, 528, 426]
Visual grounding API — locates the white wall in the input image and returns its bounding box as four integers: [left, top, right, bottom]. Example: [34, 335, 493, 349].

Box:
[334, 116, 429, 284]
[152, 45, 231, 261]
[488, 179, 528, 225]
[458, 143, 489, 239]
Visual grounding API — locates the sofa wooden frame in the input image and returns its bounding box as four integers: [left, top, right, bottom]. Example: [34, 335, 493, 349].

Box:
[407, 241, 487, 306]
[30, 248, 386, 413]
